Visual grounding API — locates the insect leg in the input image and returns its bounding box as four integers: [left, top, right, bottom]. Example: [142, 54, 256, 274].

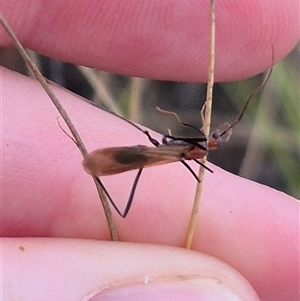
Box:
[192, 159, 214, 173]
[157, 106, 204, 134]
[95, 169, 143, 218]
[180, 161, 200, 182]
[181, 122, 204, 134]
[122, 168, 143, 218]
[143, 130, 160, 147]
[94, 177, 125, 217]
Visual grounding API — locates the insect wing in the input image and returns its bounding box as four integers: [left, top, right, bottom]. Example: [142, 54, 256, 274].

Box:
[82, 145, 186, 176]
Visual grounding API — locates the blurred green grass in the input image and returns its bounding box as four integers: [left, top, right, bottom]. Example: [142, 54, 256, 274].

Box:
[1, 44, 298, 198]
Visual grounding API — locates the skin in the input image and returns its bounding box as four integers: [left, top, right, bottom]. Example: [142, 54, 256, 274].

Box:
[1, 1, 299, 300]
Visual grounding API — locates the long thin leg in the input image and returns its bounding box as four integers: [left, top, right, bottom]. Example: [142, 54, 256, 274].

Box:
[192, 159, 214, 173]
[143, 130, 160, 146]
[94, 128, 157, 218]
[95, 168, 144, 218]
[94, 177, 124, 217]
[180, 161, 200, 182]
[122, 168, 143, 217]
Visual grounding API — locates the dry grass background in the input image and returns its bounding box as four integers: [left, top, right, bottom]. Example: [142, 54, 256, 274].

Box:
[1, 44, 299, 199]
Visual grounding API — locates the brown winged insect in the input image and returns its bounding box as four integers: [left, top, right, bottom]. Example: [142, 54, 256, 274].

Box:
[83, 120, 222, 218]
[83, 64, 272, 218]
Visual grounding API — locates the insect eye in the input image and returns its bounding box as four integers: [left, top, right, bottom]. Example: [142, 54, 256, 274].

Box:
[212, 132, 219, 140]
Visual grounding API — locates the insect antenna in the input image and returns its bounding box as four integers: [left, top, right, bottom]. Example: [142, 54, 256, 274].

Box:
[219, 47, 274, 138]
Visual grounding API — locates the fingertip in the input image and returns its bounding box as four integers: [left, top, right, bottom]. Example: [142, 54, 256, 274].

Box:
[1, 0, 298, 81]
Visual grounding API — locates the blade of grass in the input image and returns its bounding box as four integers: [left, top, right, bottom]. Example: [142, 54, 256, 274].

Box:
[185, 0, 215, 249]
[128, 77, 146, 123]
[0, 14, 119, 241]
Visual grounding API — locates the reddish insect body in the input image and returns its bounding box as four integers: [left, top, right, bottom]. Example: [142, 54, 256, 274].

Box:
[82, 122, 231, 217]
[83, 62, 272, 217]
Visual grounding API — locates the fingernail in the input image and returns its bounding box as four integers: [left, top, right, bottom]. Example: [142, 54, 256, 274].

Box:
[88, 278, 244, 301]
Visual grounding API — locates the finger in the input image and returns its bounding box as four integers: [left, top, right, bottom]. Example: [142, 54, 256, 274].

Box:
[1, 0, 299, 81]
[3, 68, 299, 301]
[3, 237, 260, 301]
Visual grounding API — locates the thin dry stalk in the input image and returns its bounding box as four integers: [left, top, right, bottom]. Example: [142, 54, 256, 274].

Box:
[0, 14, 119, 241]
[185, 0, 216, 249]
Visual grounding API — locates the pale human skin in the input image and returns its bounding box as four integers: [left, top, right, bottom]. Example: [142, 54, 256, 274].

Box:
[1, 1, 299, 300]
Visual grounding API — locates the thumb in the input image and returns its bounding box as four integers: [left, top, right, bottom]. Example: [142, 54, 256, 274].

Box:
[3, 237, 259, 301]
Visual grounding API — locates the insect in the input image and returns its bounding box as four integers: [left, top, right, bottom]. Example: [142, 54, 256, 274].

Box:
[83, 122, 220, 217]
[83, 62, 272, 218]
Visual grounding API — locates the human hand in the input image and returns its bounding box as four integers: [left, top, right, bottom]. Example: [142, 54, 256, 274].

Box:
[2, 1, 299, 300]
